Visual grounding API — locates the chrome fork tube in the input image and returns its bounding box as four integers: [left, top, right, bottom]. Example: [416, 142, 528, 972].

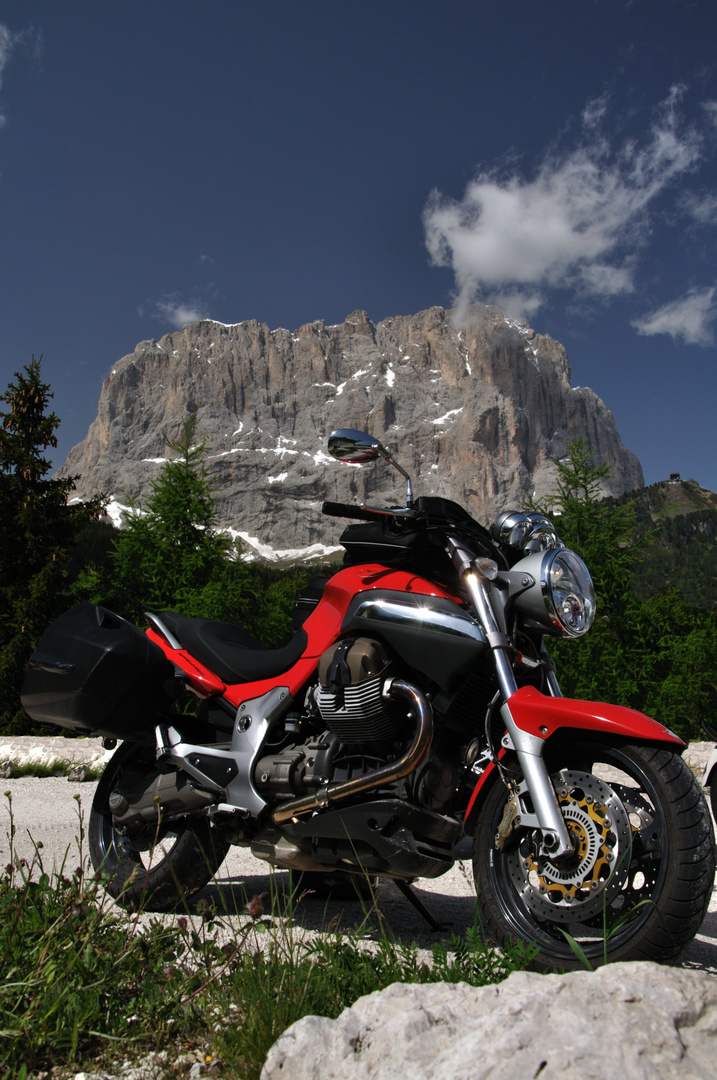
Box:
[464, 571, 518, 700]
[464, 569, 573, 859]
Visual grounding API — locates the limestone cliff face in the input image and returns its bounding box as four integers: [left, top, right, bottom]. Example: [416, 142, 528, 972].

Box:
[59, 304, 644, 560]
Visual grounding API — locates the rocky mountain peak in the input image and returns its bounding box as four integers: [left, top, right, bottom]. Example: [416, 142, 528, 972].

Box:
[59, 304, 644, 561]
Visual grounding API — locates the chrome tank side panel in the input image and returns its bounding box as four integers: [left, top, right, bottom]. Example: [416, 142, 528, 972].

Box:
[341, 590, 486, 690]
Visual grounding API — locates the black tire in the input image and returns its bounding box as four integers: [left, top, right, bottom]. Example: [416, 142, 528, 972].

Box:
[474, 741, 715, 972]
[89, 739, 230, 912]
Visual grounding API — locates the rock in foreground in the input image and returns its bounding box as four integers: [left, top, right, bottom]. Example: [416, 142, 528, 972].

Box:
[262, 962, 717, 1080]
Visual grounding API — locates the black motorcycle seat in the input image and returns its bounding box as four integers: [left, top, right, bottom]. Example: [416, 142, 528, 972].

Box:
[157, 611, 308, 684]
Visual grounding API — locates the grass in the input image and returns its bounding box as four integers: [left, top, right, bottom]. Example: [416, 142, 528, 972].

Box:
[0, 758, 105, 780]
[0, 792, 535, 1079]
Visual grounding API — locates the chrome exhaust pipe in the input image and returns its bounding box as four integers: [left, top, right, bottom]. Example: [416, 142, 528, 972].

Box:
[272, 678, 433, 826]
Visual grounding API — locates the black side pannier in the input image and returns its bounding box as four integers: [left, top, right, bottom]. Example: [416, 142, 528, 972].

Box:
[21, 604, 174, 740]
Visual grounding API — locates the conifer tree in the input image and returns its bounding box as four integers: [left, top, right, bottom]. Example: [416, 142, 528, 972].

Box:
[536, 435, 714, 739]
[83, 414, 316, 645]
[107, 414, 250, 623]
[548, 434, 640, 611]
[0, 356, 101, 733]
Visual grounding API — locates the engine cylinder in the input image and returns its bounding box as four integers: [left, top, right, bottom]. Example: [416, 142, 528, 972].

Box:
[316, 637, 405, 742]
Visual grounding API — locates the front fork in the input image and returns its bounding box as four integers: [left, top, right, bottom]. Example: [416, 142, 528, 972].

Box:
[452, 540, 573, 860]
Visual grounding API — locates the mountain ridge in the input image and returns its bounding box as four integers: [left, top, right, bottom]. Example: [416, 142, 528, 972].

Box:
[59, 304, 644, 560]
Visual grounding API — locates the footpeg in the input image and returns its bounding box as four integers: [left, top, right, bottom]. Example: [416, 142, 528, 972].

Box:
[155, 723, 171, 761]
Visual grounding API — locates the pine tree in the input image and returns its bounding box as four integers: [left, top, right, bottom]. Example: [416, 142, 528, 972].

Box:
[82, 414, 317, 645]
[529, 434, 639, 703]
[535, 435, 713, 739]
[0, 357, 101, 733]
[107, 414, 251, 624]
[549, 434, 640, 610]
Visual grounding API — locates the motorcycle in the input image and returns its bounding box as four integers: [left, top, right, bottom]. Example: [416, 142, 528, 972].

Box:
[701, 724, 717, 823]
[21, 428, 715, 971]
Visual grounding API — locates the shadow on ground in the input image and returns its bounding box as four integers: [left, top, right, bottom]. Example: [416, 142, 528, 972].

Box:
[193, 868, 479, 948]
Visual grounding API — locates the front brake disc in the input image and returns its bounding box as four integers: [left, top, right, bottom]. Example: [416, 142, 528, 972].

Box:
[506, 769, 633, 924]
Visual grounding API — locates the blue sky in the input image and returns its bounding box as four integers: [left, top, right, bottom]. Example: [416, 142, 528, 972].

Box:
[1, 1, 716, 494]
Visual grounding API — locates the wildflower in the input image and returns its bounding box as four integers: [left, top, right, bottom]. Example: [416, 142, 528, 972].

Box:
[247, 893, 266, 919]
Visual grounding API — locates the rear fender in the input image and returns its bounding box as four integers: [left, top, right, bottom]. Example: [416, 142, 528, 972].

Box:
[462, 685, 685, 835]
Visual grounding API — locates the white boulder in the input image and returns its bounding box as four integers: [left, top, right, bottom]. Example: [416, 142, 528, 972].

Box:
[262, 962, 717, 1080]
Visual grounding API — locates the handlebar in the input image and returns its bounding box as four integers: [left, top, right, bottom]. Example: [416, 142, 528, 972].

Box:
[322, 500, 419, 522]
[322, 501, 385, 522]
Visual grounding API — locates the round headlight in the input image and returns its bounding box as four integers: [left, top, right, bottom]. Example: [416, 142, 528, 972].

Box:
[545, 550, 596, 635]
[512, 549, 596, 637]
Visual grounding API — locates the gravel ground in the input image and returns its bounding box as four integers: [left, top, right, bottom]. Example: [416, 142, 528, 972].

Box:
[2, 737, 716, 973]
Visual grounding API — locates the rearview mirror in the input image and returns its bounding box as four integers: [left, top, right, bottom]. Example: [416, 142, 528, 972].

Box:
[327, 429, 382, 463]
[327, 428, 414, 506]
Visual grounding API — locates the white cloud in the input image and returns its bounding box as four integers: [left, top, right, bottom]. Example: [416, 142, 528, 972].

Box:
[0, 23, 30, 127]
[423, 86, 705, 322]
[581, 91, 610, 131]
[0, 25, 19, 81]
[487, 288, 544, 322]
[152, 295, 210, 329]
[632, 286, 717, 346]
[681, 189, 717, 225]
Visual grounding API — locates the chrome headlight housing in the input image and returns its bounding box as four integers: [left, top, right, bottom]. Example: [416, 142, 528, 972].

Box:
[491, 510, 563, 553]
[491, 510, 534, 549]
[511, 548, 596, 638]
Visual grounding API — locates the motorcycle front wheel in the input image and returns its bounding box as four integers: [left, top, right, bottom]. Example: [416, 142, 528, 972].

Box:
[709, 781, 717, 825]
[473, 740, 715, 972]
[89, 739, 230, 911]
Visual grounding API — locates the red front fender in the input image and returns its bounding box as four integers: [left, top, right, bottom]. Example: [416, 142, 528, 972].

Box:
[463, 685, 684, 834]
[504, 685, 684, 745]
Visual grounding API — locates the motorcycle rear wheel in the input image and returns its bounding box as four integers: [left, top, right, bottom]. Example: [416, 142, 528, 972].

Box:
[89, 739, 229, 912]
[473, 741, 715, 972]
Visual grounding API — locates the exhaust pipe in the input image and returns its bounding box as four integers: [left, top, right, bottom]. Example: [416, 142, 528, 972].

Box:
[272, 678, 433, 825]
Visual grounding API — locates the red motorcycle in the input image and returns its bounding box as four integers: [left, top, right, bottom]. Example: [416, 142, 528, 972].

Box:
[21, 429, 715, 970]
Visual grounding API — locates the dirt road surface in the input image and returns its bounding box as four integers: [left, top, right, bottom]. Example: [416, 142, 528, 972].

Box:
[3, 768, 716, 973]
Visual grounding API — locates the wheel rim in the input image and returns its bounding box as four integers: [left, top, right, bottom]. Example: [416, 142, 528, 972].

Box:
[483, 744, 669, 963]
[92, 743, 183, 879]
[94, 813, 183, 875]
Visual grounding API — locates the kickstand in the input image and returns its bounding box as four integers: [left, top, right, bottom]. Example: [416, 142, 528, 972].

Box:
[394, 879, 444, 932]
